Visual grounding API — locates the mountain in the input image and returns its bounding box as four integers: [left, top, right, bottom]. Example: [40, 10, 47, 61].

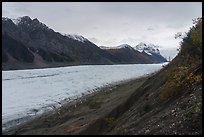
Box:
[134, 42, 159, 53]
[100, 44, 154, 64]
[2, 34, 34, 63]
[100, 44, 167, 64]
[134, 42, 167, 62]
[2, 16, 115, 70]
[2, 16, 166, 70]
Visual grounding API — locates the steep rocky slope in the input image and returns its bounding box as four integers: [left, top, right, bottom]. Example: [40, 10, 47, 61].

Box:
[89, 18, 202, 135]
[2, 16, 117, 70]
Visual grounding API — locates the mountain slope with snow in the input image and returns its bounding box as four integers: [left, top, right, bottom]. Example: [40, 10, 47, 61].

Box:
[2, 16, 116, 70]
[134, 42, 160, 55]
[134, 42, 167, 62]
[2, 16, 167, 70]
[63, 34, 88, 43]
[100, 43, 167, 63]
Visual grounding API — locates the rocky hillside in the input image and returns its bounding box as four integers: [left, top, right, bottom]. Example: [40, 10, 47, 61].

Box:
[76, 18, 202, 135]
[2, 16, 166, 70]
[92, 18, 202, 135]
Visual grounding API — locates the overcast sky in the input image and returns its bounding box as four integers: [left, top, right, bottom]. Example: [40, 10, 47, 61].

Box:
[2, 2, 202, 49]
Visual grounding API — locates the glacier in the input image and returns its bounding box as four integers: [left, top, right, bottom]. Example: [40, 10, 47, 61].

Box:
[2, 63, 167, 131]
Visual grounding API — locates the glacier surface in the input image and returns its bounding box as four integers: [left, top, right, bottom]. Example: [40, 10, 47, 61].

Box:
[2, 63, 167, 130]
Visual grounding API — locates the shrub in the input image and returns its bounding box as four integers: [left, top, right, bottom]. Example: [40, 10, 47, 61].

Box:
[104, 117, 118, 131]
[186, 73, 202, 86]
[160, 18, 202, 100]
[159, 81, 179, 100]
[180, 18, 202, 60]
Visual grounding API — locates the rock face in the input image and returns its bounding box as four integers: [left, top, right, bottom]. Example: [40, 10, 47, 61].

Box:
[2, 34, 34, 63]
[2, 16, 167, 70]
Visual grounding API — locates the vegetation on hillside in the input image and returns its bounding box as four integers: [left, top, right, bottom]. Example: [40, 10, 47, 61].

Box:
[159, 18, 202, 100]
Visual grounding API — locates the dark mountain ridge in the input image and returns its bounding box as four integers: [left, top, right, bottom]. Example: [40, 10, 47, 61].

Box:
[100, 44, 167, 64]
[2, 16, 166, 70]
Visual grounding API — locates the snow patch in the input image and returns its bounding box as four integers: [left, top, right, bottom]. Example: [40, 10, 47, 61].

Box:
[11, 18, 21, 25]
[100, 44, 133, 50]
[2, 17, 10, 21]
[134, 42, 161, 55]
[144, 50, 152, 55]
[116, 44, 133, 49]
[64, 34, 87, 43]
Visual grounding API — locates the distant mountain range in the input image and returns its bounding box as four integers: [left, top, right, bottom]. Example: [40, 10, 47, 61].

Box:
[100, 43, 167, 64]
[2, 16, 167, 70]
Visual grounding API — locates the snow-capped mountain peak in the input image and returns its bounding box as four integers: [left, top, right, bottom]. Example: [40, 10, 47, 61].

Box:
[116, 44, 133, 49]
[134, 42, 160, 55]
[11, 16, 32, 25]
[100, 44, 133, 50]
[2, 17, 11, 21]
[11, 18, 21, 25]
[9, 16, 49, 30]
[134, 42, 147, 52]
[64, 34, 88, 43]
[2, 17, 15, 25]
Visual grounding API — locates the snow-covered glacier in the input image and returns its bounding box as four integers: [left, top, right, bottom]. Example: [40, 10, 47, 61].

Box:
[2, 63, 167, 131]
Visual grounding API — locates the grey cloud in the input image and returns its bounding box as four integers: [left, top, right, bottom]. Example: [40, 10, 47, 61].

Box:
[92, 26, 99, 30]
[2, 2, 202, 48]
[2, 9, 10, 16]
[166, 24, 184, 29]
[64, 8, 72, 13]
[147, 26, 154, 31]
[120, 37, 141, 46]
[141, 35, 147, 39]
[88, 37, 100, 43]
[102, 38, 118, 46]
[14, 6, 30, 14]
